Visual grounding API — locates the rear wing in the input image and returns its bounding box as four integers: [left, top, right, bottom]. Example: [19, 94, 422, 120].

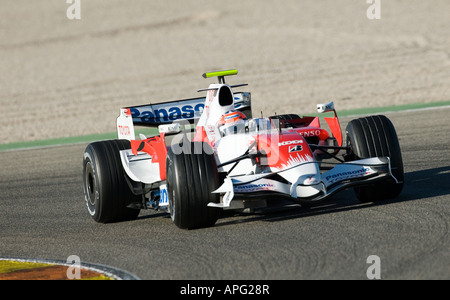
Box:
[126, 92, 251, 126]
[117, 92, 251, 140]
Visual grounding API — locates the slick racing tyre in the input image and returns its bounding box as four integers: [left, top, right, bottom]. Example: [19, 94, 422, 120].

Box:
[83, 140, 141, 223]
[346, 115, 404, 202]
[166, 142, 220, 229]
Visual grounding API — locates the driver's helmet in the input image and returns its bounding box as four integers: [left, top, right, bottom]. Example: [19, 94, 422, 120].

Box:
[217, 110, 247, 136]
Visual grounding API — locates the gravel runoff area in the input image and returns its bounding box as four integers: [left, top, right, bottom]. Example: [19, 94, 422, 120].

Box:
[0, 0, 449, 144]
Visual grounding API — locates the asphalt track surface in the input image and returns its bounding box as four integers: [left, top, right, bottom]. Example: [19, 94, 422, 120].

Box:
[0, 108, 449, 280]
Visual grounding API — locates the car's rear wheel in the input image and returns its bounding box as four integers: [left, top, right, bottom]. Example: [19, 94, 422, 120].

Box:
[166, 142, 220, 229]
[83, 140, 141, 223]
[345, 115, 404, 202]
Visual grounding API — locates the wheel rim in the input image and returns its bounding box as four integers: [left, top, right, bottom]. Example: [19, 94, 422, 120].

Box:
[84, 162, 96, 207]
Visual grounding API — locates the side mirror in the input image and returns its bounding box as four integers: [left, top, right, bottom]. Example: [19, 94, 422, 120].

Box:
[317, 102, 335, 113]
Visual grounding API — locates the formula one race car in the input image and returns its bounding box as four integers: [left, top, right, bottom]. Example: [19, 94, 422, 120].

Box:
[82, 70, 404, 229]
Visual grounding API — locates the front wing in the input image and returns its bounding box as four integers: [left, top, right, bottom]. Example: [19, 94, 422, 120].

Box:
[208, 157, 396, 208]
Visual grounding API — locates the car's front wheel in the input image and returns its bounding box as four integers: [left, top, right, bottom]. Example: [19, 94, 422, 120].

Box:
[166, 142, 221, 229]
[345, 115, 404, 202]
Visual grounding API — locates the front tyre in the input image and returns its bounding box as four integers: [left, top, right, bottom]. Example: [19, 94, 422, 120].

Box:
[166, 142, 220, 229]
[83, 140, 141, 223]
[346, 115, 404, 202]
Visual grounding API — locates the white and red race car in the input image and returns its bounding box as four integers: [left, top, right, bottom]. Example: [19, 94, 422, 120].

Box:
[83, 70, 404, 229]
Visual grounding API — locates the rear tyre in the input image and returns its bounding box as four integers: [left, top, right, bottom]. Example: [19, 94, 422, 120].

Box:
[345, 115, 404, 202]
[83, 140, 141, 223]
[166, 142, 220, 229]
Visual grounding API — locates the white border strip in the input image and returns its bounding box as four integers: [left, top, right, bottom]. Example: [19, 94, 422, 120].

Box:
[0, 257, 140, 280]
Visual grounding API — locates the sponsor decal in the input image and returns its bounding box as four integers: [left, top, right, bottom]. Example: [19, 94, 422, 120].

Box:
[118, 125, 131, 137]
[130, 103, 205, 123]
[128, 92, 249, 124]
[325, 167, 374, 184]
[159, 184, 168, 206]
[235, 183, 275, 192]
[278, 140, 303, 147]
[298, 129, 321, 137]
[289, 145, 303, 152]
